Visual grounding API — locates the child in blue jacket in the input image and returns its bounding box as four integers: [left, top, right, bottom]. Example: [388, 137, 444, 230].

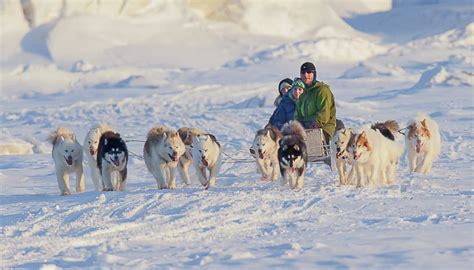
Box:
[268, 78, 305, 130]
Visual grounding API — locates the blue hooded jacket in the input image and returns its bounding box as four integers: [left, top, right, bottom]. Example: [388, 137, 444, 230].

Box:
[268, 93, 297, 130]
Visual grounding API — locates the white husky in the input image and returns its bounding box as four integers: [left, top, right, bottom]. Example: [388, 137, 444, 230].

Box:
[50, 127, 84, 195]
[252, 125, 281, 181]
[405, 113, 441, 174]
[83, 123, 113, 191]
[177, 127, 204, 185]
[351, 127, 403, 187]
[331, 128, 356, 185]
[144, 126, 186, 189]
[192, 134, 222, 189]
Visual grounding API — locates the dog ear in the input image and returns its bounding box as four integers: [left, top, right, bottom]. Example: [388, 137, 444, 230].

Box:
[104, 138, 108, 146]
[421, 120, 431, 139]
[407, 123, 416, 139]
[360, 131, 366, 139]
[294, 144, 300, 151]
[421, 119, 427, 128]
[60, 136, 65, 142]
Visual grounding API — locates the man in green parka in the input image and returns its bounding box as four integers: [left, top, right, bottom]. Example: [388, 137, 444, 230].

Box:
[294, 62, 336, 143]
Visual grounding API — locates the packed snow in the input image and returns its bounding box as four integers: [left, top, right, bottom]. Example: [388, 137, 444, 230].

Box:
[1, 0, 473, 269]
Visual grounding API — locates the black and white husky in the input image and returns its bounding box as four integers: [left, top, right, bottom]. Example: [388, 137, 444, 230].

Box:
[278, 121, 308, 190]
[97, 131, 128, 191]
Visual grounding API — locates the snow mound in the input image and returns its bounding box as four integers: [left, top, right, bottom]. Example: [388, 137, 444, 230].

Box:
[46, 14, 246, 70]
[226, 36, 387, 67]
[17, 0, 156, 27]
[0, 0, 29, 33]
[1, 64, 78, 99]
[413, 66, 474, 88]
[239, 1, 354, 37]
[408, 23, 474, 49]
[340, 62, 406, 79]
[71, 60, 96, 73]
[0, 132, 33, 155]
[192, 0, 390, 37]
[325, 0, 391, 17]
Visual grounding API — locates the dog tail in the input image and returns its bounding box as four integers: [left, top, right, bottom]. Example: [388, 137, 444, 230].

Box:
[265, 124, 283, 140]
[49, 127, 75, 145]
[383, 120, 399, 134]
[98, 123, 114, 134]
[147, 126, 166, 141]
[144, 126, 166, 156]
[281, 120, 306, 140]
[89, 123, 114, 134]
[178, 127, 204, 145]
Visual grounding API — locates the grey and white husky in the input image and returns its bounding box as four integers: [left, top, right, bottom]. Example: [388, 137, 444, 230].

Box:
[191, 133, 222, 189]
[177, 127, 204, 185]
[331, 128, 356, 185]
[278, 121, 308, 190]
[144, 126, 186, 189]
[252, 124, 282, 181]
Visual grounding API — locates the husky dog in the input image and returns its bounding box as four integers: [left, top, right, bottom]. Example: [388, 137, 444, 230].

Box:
[97, 131, 128, 191]
[50, 127, 84, 195]
[252, 125, 282, 181]
[331, 128, 356, 185]
[405, 114, 441, 174]
[83, 123, 113, 191]
[351, 127, 403, 187]
[177, 127, 204, 185]
[278, 121, 308, 190]
[144, 126, 185, 189]
[191, 134, 222, 189]
[371, 120, 399, 141]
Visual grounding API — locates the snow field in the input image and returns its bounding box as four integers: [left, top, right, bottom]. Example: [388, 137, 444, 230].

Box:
[1, 0, 473, 268]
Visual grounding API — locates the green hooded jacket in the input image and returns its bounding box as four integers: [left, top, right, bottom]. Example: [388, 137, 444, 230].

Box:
[294, 81, 336, 139]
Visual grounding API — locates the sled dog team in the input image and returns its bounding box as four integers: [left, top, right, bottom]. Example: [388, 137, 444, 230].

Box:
[50, 113, 440, 195]
[50, 124, 221, 195]
[252, 113, 441, 189]
[331, 113, 440, 187]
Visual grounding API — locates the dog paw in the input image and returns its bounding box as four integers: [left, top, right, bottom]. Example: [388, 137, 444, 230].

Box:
[61, 191, 71, 196]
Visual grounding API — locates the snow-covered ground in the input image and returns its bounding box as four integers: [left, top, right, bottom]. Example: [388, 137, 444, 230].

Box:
[1, 0, 473, 268]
